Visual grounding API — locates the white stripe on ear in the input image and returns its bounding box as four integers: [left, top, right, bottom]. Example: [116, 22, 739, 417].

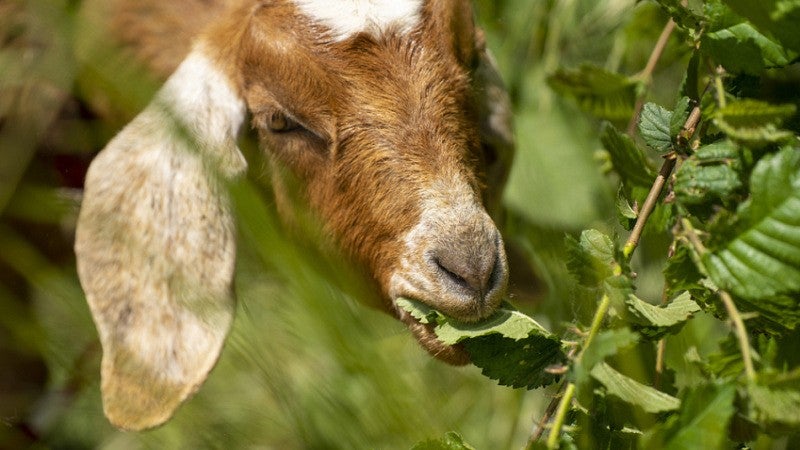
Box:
[75, 47, 246, 431]
[293, 0, 423, 41]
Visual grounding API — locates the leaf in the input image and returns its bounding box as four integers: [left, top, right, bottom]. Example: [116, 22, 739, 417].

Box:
[435, 306, 551, 345]
[616, 187, 638, 230]
[648, 382, 737, 450]
[670, 97, 693, 140]
[653, 0, 705, 30]
[396, 298, 436, 324]
[604, 275, 635, 318]
[664, 244, 706, 297]
[703, 146, 800, 301]
[412, 432, 476, 450]
[465, 333, 565, 389]
[590, 362, 681, 413]
[717, 99, 796, 128]
[746, 383, 800, 430]
[580, 328, 639, 373]
[722, 0, 800, 53]
[639, 102, 674, 152]
[547, 65, 639, 122]
[703, 1, 798, 74]
[626, 292, 701, 339]
[703, 22, 795, 75]
[674, 140, 744, 206]
[600, 122, 658, 188]
[714, 99, 796, 146]
[396, 298, 566, 389]
[566, 229, 617, 287]
[680, 52, 702, 101]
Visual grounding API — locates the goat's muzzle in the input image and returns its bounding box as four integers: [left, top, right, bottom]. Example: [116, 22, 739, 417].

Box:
[388, 179, 509, 364]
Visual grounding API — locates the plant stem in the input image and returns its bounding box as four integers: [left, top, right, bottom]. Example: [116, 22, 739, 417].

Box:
[714, 66, 728, 109]
[546, 382, 576, 450]
[581, 293, 612, 355]
[680, 218, 756, 382]
[719, 290, 757, 381]
[623, 100, 702, 260]
[623, 155, 677, 259]
[528, 381, 565, 446]
[626, 18, 678, 135]
[544, 292, 612, 447]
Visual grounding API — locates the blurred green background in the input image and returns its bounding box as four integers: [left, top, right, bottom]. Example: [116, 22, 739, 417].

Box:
[0, 0, 689, 448]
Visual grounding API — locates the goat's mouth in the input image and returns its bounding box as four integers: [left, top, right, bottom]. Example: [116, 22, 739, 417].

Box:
[387, 249, 509, 365]
[394, 301, 472, 365]
[387, 236, 509, 323]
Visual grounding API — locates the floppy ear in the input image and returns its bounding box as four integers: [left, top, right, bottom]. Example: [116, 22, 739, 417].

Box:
[74, 47, 247, 431]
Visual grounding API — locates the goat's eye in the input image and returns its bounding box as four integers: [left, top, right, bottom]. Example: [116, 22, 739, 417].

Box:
[266, 110, 301, 133]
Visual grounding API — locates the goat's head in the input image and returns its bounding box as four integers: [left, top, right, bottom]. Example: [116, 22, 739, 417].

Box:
[75, 0, 514, 431]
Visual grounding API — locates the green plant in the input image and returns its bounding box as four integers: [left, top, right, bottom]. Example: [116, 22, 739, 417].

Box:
[413, 1, 800, 448]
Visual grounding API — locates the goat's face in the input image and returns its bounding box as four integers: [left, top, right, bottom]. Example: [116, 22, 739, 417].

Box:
[231, 1, 509, 362]
[75, 0, 514, 430]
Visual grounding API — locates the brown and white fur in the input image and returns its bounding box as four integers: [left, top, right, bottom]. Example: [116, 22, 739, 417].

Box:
[74, 0, 515, 430]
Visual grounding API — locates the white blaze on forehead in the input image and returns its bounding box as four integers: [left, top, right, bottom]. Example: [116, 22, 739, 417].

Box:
[293, 0, 423, 41]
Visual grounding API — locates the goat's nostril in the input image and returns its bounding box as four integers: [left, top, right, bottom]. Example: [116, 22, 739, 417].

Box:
[432, 239, 500, 297]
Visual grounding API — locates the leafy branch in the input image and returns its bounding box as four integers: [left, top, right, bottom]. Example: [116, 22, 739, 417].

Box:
[416, 1, 800, 448]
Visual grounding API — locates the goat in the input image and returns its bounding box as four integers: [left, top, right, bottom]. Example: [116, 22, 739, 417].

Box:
[74, 0, 515, 430]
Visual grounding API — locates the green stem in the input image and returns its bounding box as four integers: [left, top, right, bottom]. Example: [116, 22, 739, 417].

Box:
[546, 382, 576, 450]
[545, 293, 612, 447]
[714, 66, 727, 109]
[680, 218, 756, 382]
[626, 17, 679, 136]
[622, 155, 677, 260]
[719, 291, 757, 381]
[581, 293, 612, 357]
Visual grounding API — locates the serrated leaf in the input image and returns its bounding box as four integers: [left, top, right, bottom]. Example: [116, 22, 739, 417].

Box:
[626, 292, 701, 339]
[396, 297, 437, 325]
[396, 298, 566, 389]
[670, 97, 693, 139]
[722, 0, 800, 53]
[664, 244, 705, 296]
[412, 431, 476, 450]
[674, 140, 743, 206]
[566, 229, 617, 287]
[547, 65, 639, 122]
[600, 122, 658, 188]
[706, 335, 748, 380]
[746, 384, 800, 430]
[717, 99, 796, 128]
[396, 298, 553, 344]
[717, 122, 795, 147]
[639, 102, 674, 152]
[465, 333, 565, 389]
[627, 292, 701, 328]
[703, 1, 798, 74]
[435, 306, 551, 345]
[703, 146, 800, 301]
[714, 99, 797, 146]
[590, 362, 681, 413]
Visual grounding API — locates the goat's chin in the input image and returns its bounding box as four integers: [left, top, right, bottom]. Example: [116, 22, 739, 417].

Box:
[397, 307, 471, 366]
